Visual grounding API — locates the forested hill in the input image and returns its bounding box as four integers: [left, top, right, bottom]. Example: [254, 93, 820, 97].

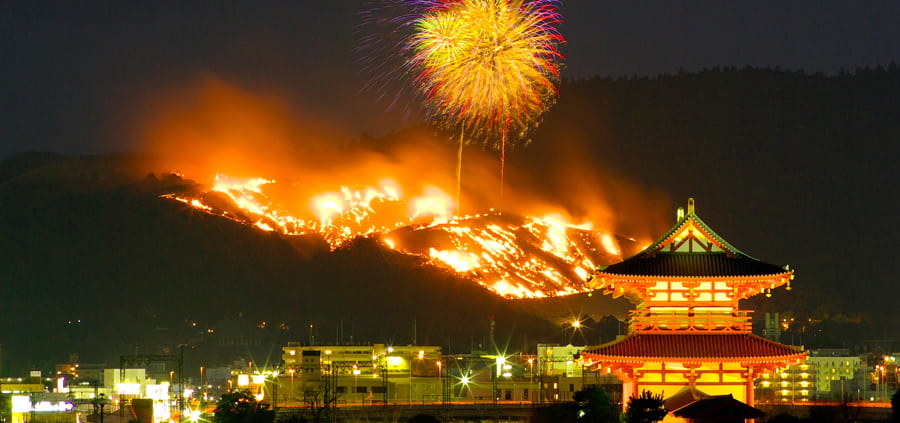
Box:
[516, 66, 899, 344]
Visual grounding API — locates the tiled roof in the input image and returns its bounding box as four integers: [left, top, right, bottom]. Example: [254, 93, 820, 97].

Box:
[582, 333, 804, 361]
[672, 394, 765, 418]
[601, 252, 787, 277]
[597, 200, 791, 279]
[646, 211, 743, 256]
[664, 386, 708, 412]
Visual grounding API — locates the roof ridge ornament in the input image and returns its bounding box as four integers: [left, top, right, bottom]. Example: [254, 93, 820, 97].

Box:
[688, 197, 695, 215]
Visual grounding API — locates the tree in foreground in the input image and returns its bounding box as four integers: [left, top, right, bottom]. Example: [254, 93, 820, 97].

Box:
[532, 402, 579, 423]
[624, 390, 667, 423]
[574, 385, 621, 423]
[891, 388, 900, 423]
[214, 390, 274, 423]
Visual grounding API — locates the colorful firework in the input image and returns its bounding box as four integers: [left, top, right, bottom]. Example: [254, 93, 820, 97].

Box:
[359, 0, 564, 213]
[405, 0, 565, 148]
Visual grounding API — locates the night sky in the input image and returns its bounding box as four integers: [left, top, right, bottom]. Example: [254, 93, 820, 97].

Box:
[1, 2, 898, 319]
[3, 1, 898, 156]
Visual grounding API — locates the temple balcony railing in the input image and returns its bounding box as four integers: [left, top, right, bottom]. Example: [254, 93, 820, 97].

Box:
[628, 309, 753, 332]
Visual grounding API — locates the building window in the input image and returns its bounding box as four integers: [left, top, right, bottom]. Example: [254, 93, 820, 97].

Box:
[355, 387, 367, 393]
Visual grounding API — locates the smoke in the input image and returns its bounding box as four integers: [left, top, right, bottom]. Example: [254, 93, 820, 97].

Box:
[135, 75, 341, 182]
[134, 75, 670, 241]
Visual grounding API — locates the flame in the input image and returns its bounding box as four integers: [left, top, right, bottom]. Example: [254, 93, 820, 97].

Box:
[600, 233, 621, 256]
[429, 248, 480, 272]
[411, 186, 454, 222]
[135, 77, 669, 299]
[162, 173, 624, 299]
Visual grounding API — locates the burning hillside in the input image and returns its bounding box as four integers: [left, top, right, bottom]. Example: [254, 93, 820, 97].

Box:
[163, 174, 628, 298]
[135, 77, 666, 299]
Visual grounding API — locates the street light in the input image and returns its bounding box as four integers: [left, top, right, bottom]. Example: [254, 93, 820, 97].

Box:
[352, 365, 360, 405]
[324, 350, 333, 408]
[288, 369, 295, 405]
[199, 365, 206, 409]
[570, 320, 582, 344]
[436, 361, 442, 404]
[460, 372, 473, 404]
[92, 394, 109, 423]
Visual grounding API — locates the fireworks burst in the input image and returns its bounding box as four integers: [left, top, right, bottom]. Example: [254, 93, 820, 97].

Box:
[405, 0, 565, 147]
[408, 0, 564, 212]
[360, 1, 565, 213]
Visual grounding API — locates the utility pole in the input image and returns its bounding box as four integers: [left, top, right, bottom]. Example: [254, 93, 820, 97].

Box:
[99, 394, 107, 423]
[382, 356, 388, 406]
[177, 344, 188, 417]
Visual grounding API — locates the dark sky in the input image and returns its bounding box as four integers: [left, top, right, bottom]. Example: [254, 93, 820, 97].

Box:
[0, 2, 898, 321]
[2, 1, 898, 156]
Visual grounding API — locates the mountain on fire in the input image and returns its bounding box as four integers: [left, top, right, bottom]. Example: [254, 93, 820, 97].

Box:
[0, 152, 629, 374]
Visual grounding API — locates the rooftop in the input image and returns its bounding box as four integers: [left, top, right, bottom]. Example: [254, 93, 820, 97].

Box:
[583, 333, 805, 362]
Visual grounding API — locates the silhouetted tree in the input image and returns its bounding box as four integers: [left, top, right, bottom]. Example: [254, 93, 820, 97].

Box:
[891, 388, 900, 422]
[407, 414, 441, 423]
[214, 390, 274, 423]
[806, 406, 837, 423]
[574, 385, 620, 423]
[0, 394, 10, 423]
[624, 390, 666, 423]
[532, 402, 579, 423]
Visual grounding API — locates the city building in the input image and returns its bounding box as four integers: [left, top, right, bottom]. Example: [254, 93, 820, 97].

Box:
[9, 392, 77, 423]
[583, 199, 807, 418]
[276, 342, 619, 408]
[279, 343, 443, 406]
[756, 348, 864, 403]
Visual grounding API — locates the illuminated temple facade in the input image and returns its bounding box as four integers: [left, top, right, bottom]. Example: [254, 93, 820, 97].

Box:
[583, 199, 807, 417]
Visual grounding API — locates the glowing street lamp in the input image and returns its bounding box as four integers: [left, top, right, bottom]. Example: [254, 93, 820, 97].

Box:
[570, 320, 582, 344]
[288, 369, 295, 404]
[876, 365, 886, 401]
[563, 320, 582, 344]
[435, 361, 443, 404]
[351, 365, 361, 405]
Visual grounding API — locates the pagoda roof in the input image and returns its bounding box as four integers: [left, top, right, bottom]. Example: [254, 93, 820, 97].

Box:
[601, 251, 787, 278]
[598, 198, 791, 279]
[582, 333, 805, 362]
[672, 394, 765, 419]
[664, 386, 709, 412]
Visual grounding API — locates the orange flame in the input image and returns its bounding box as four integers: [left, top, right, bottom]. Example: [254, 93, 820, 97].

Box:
[164, 173, 624, 298]
[136, 78, 668, 299]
